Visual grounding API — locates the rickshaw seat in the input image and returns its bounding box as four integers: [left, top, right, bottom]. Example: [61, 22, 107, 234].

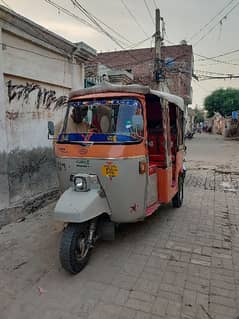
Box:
[148, 132, 166, 167]
[149, 155, 166, 166]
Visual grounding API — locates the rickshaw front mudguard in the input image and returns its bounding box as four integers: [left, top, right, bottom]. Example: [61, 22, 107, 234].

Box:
[54, 188, 111, 223]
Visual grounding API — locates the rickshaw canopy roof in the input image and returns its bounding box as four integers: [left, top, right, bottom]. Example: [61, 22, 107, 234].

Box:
[69, 83, 185, 112]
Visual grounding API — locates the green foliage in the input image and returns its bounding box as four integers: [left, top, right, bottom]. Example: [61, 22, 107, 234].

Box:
[204, 88, 239, 117]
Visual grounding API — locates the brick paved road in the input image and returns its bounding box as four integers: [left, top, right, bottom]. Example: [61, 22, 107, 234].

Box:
[1, 134, 239, 319]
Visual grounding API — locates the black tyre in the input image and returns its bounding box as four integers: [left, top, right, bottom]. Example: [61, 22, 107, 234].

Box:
[59, 223, 91, 274]
[172, 175, 184, 208]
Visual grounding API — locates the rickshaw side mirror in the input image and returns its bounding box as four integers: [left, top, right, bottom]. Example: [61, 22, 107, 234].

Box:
[132, 114, 144, 131]
[48, 121, 55, 138]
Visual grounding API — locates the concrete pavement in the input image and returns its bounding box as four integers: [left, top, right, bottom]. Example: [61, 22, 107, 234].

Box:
[1, 133, 239, 319]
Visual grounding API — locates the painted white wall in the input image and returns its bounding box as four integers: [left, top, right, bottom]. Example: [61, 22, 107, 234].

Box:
[4, 75, 68, 151]
[72, 58, 84, 90]
[0, 28, 8, 152]
[2, 31, 73, 88]
[0, 28, 86, 211]
[0, 27, 10, 210]
[2, 30, 85, 152]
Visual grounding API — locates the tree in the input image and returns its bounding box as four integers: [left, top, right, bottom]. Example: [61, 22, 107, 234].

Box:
[204, 88, 239, 117]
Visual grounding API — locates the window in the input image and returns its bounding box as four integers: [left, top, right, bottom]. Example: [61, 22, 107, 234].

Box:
[58, 98, 144, 144]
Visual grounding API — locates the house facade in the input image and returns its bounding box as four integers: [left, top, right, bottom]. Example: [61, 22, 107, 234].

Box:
[85, 44, 193, 105]
[0, 5, 96, 224]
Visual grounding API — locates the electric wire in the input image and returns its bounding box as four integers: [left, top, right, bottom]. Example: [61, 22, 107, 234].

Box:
[196, 48, 239, 62]
[195, 69, 238, 76]
[188, 0, 236, 42]
[124, 35, 153, 49]
[45, 0, 155, 53]
[194, 52, 239, 67]
[196, 59, 239, 67]
[44, 0, 100, 32]
[143, 0, 155, 25]
[70, 0, 142, 63]
[47, 0, 131, 45]
[193, 1, 239, 47]
[70, 0, 132, 48]
[152, 0, 158, 9]
[165, 36, 239, 68]
[120, 0, 149, 37]
[200, 75, 239, 81]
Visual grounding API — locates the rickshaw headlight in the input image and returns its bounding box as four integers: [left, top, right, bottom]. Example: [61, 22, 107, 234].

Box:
[74, 176, 88, 192]
[72, 174, 98, 192]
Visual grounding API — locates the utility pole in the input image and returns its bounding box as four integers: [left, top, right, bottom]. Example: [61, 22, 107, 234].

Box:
[154, 8, 163, 91]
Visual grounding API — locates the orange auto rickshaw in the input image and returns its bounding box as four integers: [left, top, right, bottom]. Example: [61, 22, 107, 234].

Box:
[48, 83, 186, 274]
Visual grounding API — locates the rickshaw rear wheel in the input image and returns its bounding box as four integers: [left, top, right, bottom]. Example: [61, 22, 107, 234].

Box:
[172, 175, 184, 208]
[59, 223, 91, 274]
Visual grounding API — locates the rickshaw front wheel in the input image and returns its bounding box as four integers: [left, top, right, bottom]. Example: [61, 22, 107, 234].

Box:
[59, 222, 92, 274]
[172, 175, 184, 208]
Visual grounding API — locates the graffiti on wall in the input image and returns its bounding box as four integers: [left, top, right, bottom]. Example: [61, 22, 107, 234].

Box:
[6, 80, 68, 110]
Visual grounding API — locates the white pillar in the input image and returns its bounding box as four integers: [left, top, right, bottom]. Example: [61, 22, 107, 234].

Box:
[71, 60, 84, 90]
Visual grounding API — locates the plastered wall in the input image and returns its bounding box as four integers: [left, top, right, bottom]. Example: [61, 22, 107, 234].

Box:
[0, 27, 84, 222]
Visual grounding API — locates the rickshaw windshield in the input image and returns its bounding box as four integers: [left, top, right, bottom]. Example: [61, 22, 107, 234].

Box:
[59, 98, 144, 144]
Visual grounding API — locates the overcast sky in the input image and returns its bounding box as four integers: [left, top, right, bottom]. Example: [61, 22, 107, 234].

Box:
[2, 0, 239, 108]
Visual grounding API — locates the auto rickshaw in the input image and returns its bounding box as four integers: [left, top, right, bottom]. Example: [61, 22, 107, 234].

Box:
[49, 83, 186, 274]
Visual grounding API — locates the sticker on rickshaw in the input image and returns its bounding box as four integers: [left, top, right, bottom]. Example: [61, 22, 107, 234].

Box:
[102, 162, 119, 178]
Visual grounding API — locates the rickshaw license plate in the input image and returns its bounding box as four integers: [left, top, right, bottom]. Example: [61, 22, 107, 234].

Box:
[102, 163, 119, 177]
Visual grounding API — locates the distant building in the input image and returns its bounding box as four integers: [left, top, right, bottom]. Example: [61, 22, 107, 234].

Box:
[0, 5, 96, 224]
[85, 45, 194, 106]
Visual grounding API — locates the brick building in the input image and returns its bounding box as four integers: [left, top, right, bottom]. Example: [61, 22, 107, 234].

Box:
[85, 44, 193, 105]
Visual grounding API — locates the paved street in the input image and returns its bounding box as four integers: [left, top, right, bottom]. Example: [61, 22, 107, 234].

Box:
[1, 133, 239, 319]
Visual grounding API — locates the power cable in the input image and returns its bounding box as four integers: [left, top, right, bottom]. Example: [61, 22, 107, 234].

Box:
[44, 0, 100, 32]
[193, 1, 239, 47]
[70, 0, 132, 48]
[125, 35, 153, 49]
[143, 0, 155, 25]
[188, 0, 236, 42]
[199, 75, 239, 81]
[195, 69, 238, 76]
[45, 0, 152, 53]
[152, 0, 158, 9]
[120, 0, 149, 37]
[194, 52, 239, 67]
[166, 36, 239, 68]
[196, 48, 239, 62]
[196, 59, 239, 67]
[164, 37, 175, 46]
[71, 0, 141, 63]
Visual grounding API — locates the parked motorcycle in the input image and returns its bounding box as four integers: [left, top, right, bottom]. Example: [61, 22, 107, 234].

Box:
[185, 131, 194, 139]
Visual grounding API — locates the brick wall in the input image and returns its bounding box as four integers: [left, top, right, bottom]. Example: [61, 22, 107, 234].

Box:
[85, 45, 193, 103]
